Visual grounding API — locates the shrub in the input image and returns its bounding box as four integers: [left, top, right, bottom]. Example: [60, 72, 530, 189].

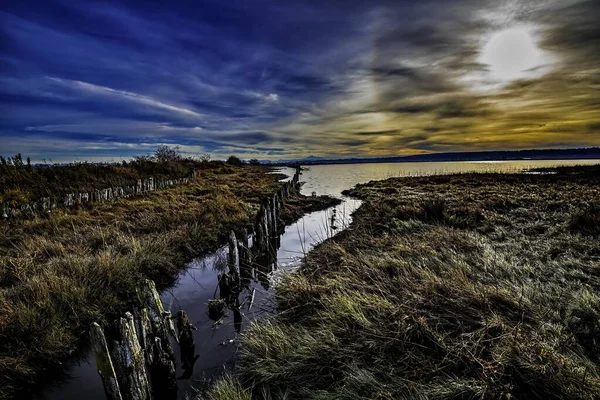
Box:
[226, 156, 244, 166]
[154, 145, 182, 162]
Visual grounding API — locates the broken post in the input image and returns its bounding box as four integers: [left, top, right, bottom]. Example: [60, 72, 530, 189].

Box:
[90, 323, 123, 400]
[110, 312, 152, 400]
[228, 231, 240, 287]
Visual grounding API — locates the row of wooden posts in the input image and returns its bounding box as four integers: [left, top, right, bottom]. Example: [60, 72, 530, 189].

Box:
[90, 167, 302, 400]
[1, 169, 197, 219]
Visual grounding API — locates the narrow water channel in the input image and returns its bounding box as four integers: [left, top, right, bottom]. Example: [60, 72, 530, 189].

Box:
[41, 167, 361, 400]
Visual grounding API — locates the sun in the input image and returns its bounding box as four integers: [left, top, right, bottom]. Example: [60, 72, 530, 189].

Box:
[479, 26, 552, 84]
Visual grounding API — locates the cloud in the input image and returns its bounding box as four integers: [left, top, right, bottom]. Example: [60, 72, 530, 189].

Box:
[48, 77, 204, 118]
[0, 0, 599, 161]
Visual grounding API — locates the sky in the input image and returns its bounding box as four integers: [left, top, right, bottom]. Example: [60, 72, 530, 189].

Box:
[1, 0, 599, 162]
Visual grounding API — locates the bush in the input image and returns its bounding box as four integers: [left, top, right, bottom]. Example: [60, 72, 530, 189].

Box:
[154, 145, 182, 162]
[226, 156, 244, 166]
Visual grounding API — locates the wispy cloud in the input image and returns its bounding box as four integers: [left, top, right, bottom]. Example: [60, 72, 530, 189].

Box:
[47, 77, 205, 118]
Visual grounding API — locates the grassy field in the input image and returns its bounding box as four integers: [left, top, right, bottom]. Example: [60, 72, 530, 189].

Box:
[0, 162, 294, 398]
[208, 165, 600, 399]
[0, 156, 203, 205]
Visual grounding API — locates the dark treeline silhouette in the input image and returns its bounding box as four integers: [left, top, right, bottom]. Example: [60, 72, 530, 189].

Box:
[268, 147, 600, 165]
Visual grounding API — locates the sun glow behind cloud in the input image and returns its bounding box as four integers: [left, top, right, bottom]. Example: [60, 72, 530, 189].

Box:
[479, 25, 554, 85]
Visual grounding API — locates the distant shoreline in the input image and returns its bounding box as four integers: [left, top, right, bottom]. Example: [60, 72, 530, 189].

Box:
[267, 147, 600, 166]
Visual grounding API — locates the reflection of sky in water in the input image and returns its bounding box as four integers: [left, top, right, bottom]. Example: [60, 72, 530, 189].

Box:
[299, 160, 599, 198]
[42, 159, 599, 400]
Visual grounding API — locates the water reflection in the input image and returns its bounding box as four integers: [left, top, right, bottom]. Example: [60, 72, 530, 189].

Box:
[155, 200, 356, 398]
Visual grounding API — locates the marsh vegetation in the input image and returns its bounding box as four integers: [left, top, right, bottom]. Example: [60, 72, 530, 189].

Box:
[208, 165, 600, 399]
[0, 158, 298, 398]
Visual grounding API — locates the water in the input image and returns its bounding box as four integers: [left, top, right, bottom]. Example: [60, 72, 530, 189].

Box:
[40, 159, 598, 400]
[298, 159, 600, 198]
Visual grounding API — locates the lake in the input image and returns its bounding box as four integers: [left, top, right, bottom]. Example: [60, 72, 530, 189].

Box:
[40, 159, 599, 400]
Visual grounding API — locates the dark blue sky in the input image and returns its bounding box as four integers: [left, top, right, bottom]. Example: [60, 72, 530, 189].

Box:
[1, 0, 599, 161]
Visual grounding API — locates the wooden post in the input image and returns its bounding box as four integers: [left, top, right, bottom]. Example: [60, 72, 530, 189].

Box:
[90, 323, 123, 400]
[110, 312, 152, 400]
[134, 308, 153, 365]
[228, 231, 240, 287]
[272, 194, 278, 234]
[147, 337, 177, 399]
[136, 280, 176, 362]
[239, 229, 252, 288]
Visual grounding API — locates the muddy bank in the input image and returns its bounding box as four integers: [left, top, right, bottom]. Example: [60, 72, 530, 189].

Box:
[279, 194, 341, 225]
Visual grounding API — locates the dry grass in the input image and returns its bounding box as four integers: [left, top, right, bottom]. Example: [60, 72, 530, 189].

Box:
[209, 165, 600, 399]
[0, 158, 201, 203]
[0, 163, 285, 399]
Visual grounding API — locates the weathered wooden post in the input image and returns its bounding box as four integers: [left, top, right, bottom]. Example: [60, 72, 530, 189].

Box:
[110, 312, 152, 400]
[254, 206, 263, 252]
[272, 194, 278, 234]
[239, 228, 252, 288]
[147, 337, 177, 399]
[239, 228, 250, 267]
[90, 323, 123, 400]
[228, 231, 240, 287]
[136, 280, 176, 363]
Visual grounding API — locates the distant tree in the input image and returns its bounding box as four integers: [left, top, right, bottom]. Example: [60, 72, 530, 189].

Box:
[226, 155, 244, 166]
[248, 158, 261, 165]
[199, 153, 211, 163]
[154, 145, 182, 162]
[27, 157, 32, 169]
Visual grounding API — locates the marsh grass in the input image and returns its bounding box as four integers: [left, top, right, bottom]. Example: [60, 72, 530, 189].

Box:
[209, 165, 600, 399]
[0, 164, 285, 398]
[0, 158, 206, 203]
